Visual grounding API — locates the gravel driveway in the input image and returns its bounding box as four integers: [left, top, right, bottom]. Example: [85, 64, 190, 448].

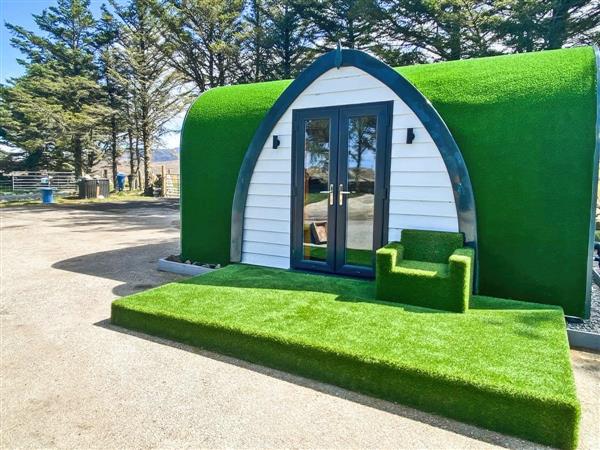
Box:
[1, 200, 598, 449]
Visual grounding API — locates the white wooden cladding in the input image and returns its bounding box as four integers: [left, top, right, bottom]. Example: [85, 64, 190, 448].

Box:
[241, 66, 459, 269]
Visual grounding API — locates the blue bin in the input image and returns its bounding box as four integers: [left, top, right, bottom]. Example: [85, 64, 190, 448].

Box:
[40, 187, 55, 204]
[116, 173, 127, 191]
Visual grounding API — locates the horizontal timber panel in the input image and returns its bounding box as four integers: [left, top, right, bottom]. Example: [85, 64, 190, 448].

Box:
[389, 215, 460, 231]
[389, 199, 457, 217]
[391, 143, 442, 158]
[244, 241, 290, 258]
[256, 148, 291, 161]
[389, 172, 453, 188]
[254, 158, 292, 173]
[241, 253, 290, 269]
[246, 194, 291, 209]
[250, 171, 291, 185]
[390, 157, 447, 172]
[244, 217, 291, 233]
[243, 229, 290, 246]
[245, 206, 290, 221]
[248, 183, 291, 196]
[389, 186, 455, 202]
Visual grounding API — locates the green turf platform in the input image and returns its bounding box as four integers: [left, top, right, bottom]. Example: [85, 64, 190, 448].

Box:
[111, 264, 580, 448]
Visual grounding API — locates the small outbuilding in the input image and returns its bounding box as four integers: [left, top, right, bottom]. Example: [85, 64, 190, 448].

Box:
[180, 46, 599, 318]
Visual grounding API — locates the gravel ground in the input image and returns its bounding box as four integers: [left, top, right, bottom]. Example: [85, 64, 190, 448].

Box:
[1, 200, 599, 449]
[567, 272, 600, 333]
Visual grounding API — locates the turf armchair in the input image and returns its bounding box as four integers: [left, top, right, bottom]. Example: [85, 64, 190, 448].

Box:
[376, 230, 474, 312]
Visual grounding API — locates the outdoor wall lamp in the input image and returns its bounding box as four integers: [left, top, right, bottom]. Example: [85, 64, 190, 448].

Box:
[406, 128, 415, 144]
[272, 135, 280, 149]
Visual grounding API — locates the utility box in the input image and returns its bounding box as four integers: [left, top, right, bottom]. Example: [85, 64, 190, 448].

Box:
[78, 178, 110, 199]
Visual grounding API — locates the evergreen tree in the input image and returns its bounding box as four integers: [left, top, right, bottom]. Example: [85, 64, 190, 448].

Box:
[5, 0, 108, 176]
[496, 0, 600, 52]
[244, 0, 270, 81]
[110, 0, 190, 190]
[149, 0, 245, 91]
[378, 0, 500, 61]
[95, 6, 127, 187]
[262, 0, 314, 78]
[296, 0, 383, 51]
[0, 63, 109, 172]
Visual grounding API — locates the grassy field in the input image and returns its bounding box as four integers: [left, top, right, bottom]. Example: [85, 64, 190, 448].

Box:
[0, 190, 152, 208]
[112, 264, 579, 449]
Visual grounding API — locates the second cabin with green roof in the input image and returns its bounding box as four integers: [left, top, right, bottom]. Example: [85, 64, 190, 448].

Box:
[180, 46, 599, 318]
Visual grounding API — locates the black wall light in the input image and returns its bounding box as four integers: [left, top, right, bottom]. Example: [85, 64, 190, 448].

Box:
[272, 135, 280, 149]
[406, 128, 415, 144]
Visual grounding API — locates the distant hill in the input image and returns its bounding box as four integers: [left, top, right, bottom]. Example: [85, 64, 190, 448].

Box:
[119, 147, 180, 163]
[152, 147, 180, 162]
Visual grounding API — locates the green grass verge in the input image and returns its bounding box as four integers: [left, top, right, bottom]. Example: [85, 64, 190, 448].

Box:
[0, 191, 154, 208]
[112, 264, 579, 449]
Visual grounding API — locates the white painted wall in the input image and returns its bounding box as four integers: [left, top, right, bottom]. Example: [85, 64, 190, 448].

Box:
[241, 66, 459, 269]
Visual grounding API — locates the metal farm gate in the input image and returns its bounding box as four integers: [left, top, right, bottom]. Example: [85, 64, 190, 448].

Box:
[164, 173, 180, 198]
[10, 171, 77, 192]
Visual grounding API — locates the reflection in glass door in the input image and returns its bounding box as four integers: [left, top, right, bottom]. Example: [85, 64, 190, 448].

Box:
[291, 102, 391, 276]
[302, 118, 332, 263]
[340, 115, 378, 268]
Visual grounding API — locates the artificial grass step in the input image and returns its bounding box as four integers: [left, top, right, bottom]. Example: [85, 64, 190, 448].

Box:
[111, 264, 580, 449]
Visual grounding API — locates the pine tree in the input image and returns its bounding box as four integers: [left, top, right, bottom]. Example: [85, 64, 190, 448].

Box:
[296, 0, 383, 51]
[95, 6, 127, 187]
[496, 0, 600, 52]
[378, 1, 500, 61]
[244, 0, 269, 81]
[148, 0, 245, 91]
[5, 0, 109, 176]
[0, 66, 65, 171]
[110, 0, 190, 191]
[261, 0, 314, 79]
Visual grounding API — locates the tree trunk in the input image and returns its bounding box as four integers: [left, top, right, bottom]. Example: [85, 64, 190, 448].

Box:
[347, 18, 355, 49]
[447, 5, 462, 60]
[283, 20, 291, 78]
[127, 128, 135, 190]
[110, 115, 118, 188]
[135, 134, 141, 182]
[73, 135, 83, 177]
[547, 1, 569, 49]
[142, 125, 152, 192]
[253, 0, 261, 81]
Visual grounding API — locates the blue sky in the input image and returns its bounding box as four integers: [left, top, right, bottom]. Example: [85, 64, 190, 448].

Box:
[1, 0, 107, 83]
[1, 0, 183, 148]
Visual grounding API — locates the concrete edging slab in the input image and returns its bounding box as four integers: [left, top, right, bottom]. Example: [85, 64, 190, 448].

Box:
[157, 258, 216, 277]
[567, 329, 600, 351]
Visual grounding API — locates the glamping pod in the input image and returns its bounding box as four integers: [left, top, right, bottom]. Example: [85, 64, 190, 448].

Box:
[180, 46, 599, 318]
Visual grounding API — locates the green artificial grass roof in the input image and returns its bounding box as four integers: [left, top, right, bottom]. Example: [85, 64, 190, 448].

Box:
[112, 264, 580, 448]
[181, 46, 597, 317]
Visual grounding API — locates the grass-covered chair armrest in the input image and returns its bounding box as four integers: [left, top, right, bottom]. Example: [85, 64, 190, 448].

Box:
[376, 242, 404, 272]
[449, 247, 475, 312]
[449, 247, 475, 277]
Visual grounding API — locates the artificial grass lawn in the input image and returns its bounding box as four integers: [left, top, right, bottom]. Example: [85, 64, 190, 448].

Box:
[112, 264, 580, 449]
[180, 46, 597, 317]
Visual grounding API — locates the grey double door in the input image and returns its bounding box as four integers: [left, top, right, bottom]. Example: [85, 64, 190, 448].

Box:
[291, 101, 392, 277]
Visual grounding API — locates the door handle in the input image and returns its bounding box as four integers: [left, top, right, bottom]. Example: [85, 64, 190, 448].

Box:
[338, 184, 351, 206]
[319, 184, 334, 206]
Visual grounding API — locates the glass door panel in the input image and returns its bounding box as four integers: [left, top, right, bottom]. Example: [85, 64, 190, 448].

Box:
[344, 115, 377, 267]
[302, 118, 331, 262]
[335, 103, 389, 277]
